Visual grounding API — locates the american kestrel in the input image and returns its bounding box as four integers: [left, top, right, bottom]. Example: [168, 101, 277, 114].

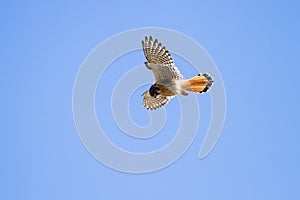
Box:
[142, 36, 213, 110]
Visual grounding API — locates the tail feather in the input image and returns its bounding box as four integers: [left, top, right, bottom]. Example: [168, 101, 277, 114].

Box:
[182, 73, 213, 93]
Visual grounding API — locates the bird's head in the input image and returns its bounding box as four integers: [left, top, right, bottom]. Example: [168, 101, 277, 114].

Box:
[149, 84, 160, 97]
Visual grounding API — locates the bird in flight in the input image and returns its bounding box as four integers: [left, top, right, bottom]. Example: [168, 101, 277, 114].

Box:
[142, 36, 213, 110]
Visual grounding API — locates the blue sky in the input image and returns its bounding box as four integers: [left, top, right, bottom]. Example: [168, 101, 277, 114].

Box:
[1, 1, 300, 199]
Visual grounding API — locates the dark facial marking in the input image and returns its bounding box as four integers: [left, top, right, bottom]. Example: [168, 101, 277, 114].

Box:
[149, 85, 160, 97]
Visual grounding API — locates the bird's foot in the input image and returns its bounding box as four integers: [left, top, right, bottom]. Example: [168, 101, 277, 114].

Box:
[181, 91, 189, 96]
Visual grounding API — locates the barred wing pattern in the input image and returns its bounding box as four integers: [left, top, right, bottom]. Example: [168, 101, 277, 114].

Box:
[142, 91, 170, 110]
[142, 36, 183, 83]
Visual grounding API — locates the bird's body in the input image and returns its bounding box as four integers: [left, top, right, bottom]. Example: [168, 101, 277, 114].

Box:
[152, 82, 180, 96]
[142, 36, 213, 110]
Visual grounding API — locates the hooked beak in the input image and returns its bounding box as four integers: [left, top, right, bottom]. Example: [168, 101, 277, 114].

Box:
[141, 91, 148, 96]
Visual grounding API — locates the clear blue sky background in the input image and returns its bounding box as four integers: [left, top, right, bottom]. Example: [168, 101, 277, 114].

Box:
[1, 1, 300, 199]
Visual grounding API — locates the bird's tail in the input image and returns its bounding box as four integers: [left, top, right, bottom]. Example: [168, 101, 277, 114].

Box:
[181, 73, 213, 93]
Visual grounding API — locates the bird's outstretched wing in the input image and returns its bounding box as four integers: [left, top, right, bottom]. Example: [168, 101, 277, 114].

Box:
[142, 91, 170, 110]
[142, 36, 183, 84]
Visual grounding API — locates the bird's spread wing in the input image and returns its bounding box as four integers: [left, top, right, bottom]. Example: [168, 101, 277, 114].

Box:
[142, 36, 174, 65]
[142, 91, 170, 110]
[142, 36, 183, 84]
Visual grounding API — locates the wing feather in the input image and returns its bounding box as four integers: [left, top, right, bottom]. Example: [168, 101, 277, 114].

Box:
[142, 91, 170, 110]
[142, 36, 183, 84]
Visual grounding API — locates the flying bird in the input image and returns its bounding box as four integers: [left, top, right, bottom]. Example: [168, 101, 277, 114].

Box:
[142, 36, 213, 110]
